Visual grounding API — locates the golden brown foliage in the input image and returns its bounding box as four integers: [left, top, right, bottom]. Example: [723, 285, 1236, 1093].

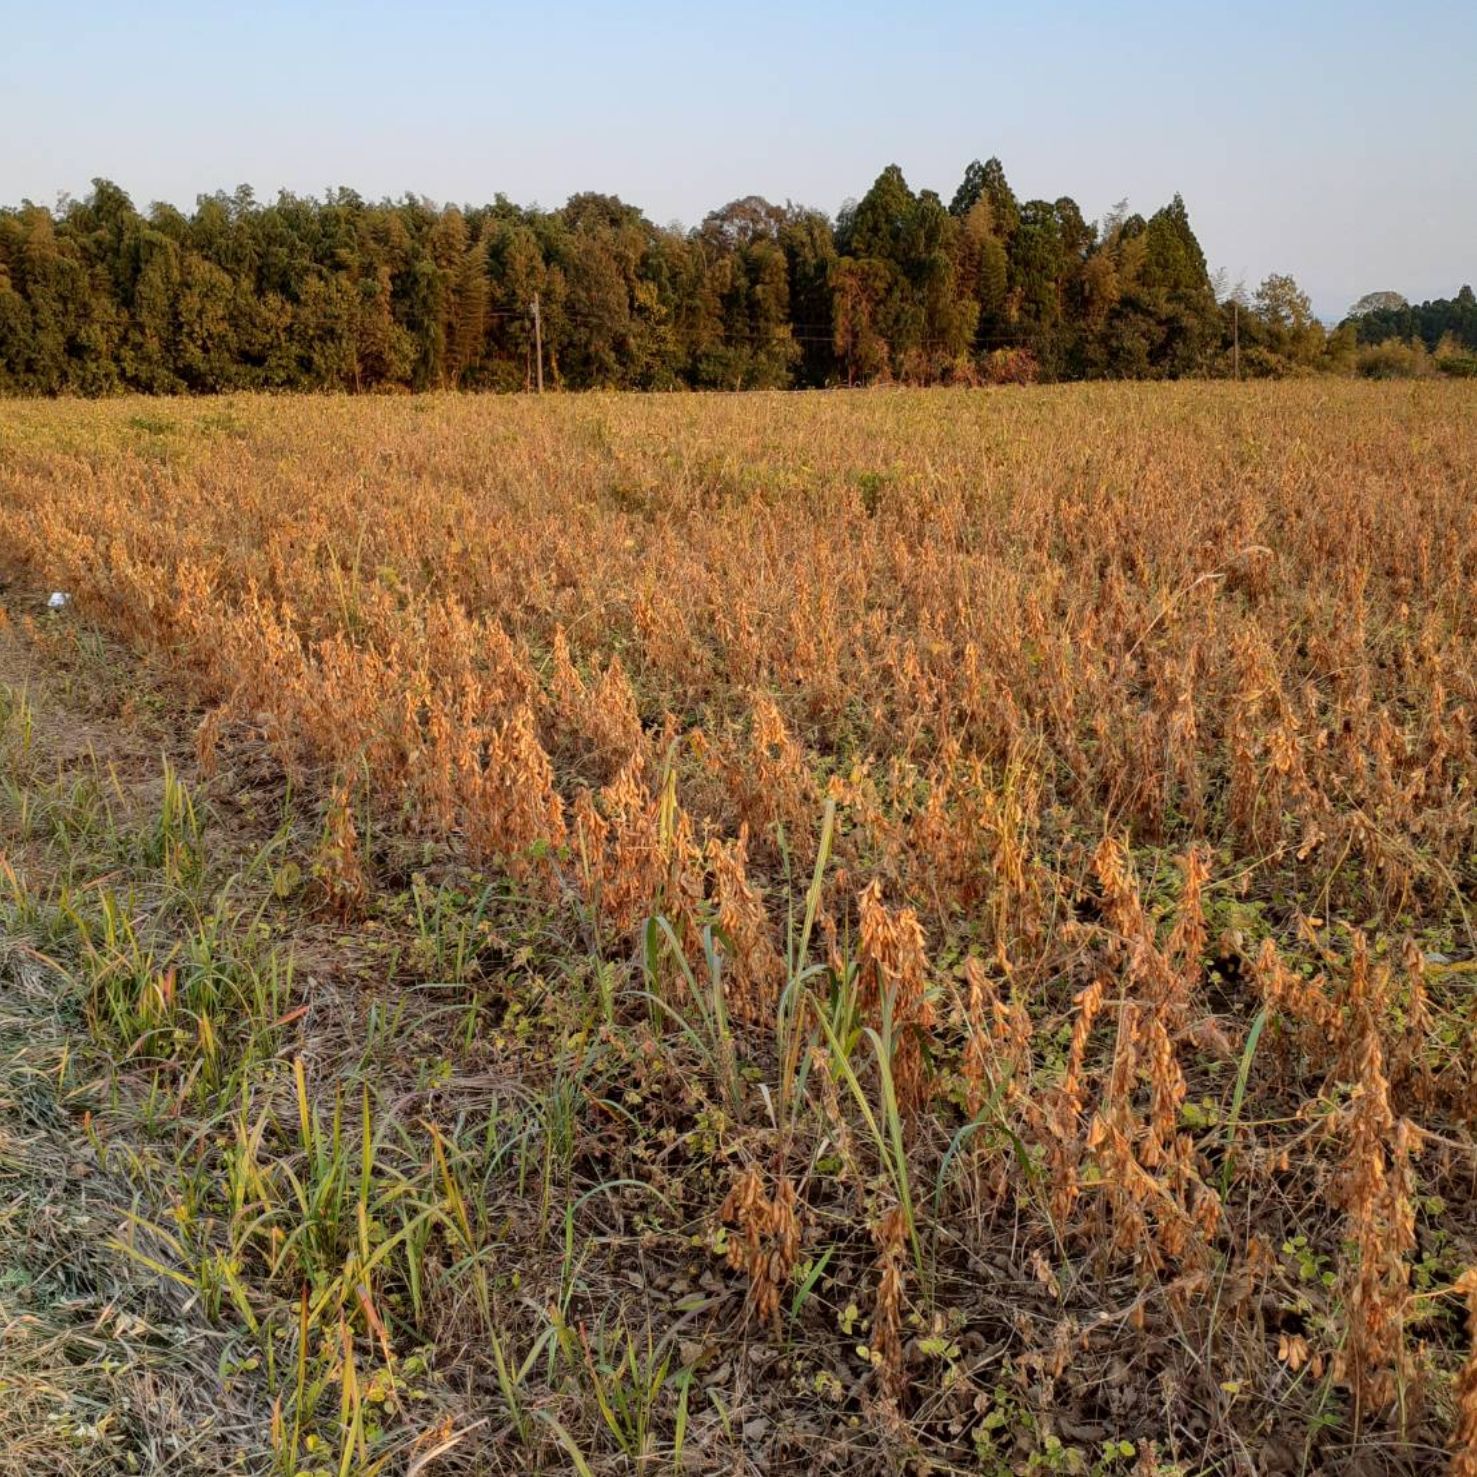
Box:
[4, 383, 1477, 1452]
[719, 1166, 801, 1329]
[1453, 1270, 1477, 1477]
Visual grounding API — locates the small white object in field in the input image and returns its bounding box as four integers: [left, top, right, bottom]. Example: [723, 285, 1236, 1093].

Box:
[47, 591, 70, 610]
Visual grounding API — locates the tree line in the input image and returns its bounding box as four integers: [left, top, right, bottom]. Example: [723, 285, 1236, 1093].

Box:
[0, 162, 1470, 394]
[1345, 286, 1477, 372]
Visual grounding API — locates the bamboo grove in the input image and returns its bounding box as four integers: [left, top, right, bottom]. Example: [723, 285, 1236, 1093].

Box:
[6, 164, 1471, 397]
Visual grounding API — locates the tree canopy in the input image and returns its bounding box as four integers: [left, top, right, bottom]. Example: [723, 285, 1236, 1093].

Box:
[1343, 287, 1477, 355]
[0, 163, 1436, 394]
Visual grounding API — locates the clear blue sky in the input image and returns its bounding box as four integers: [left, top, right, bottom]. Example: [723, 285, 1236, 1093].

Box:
[3, 0, 1473, 318]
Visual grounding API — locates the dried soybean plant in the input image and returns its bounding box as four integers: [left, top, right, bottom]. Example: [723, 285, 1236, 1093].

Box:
[719, 1165, 801, 1330]
[4, 383, 1477, 1461]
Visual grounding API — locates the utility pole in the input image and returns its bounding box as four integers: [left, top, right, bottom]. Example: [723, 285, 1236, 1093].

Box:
[531, 293, 544, 394]
[1233, 301, 1239, 382]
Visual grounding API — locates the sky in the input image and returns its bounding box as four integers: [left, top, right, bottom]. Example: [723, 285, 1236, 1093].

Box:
[3, 0, 1473, 320]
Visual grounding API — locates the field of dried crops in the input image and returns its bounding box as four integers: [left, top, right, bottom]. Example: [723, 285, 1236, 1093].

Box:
[1, 381, 1476, 1475]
